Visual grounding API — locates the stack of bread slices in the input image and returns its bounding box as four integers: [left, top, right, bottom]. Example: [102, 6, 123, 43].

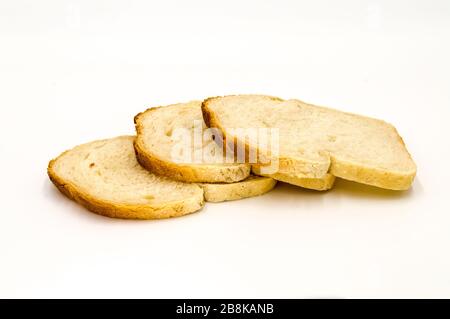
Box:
[48, 95, 416, 219]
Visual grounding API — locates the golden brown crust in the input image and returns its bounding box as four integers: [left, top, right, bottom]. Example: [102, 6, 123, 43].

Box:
[134, 104, 250, 183]
[199, 176, 277, 202]
[47, 142, 204, 220]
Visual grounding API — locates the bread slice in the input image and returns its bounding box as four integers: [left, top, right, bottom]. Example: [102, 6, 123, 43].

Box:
[48, 136, 204, 219]
[199, 175, 277, 202]
[251, 167, 335, 191]
[134, 101, 250, 183]
[202, 95, 416, 190]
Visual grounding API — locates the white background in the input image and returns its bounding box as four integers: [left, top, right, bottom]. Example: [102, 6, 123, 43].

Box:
[1, 0, 449, 298]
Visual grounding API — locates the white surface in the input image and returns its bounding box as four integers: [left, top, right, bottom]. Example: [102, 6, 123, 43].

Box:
[1, 0, 449, 298]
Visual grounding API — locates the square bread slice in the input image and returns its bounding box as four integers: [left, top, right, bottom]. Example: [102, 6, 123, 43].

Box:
[202, 95, 416, 190]
[48, 136, 204, 219]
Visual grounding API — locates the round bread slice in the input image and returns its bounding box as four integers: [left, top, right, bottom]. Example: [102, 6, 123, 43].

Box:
[48, 136, 204, 219]
[251, 167, 335, 191]
[134, 101, 250, 183]
[199, 175, 277, 202]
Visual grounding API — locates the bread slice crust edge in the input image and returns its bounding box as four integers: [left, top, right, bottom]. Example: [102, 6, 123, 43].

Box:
[199, 175, 277, 202]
